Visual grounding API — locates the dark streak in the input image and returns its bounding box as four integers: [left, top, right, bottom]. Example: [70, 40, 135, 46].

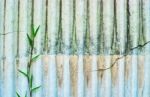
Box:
[2, 0, 6, 73]
[100, 0, 104, 54]
[16, 0, 20, 60]
[84, 0, 90, 54]
[0, 32, 13, 35]
[125, 0, 131, 53]
[94, 40, 150, 71]
[44, 0, 48, 52]
[111, 0, 118, 53]
[100, 72, 104, 79]
[71, 0, 77, 55]
[130, 41, 150, 50]
[56, 0, 63, 54]
[31, 0, 34, 26]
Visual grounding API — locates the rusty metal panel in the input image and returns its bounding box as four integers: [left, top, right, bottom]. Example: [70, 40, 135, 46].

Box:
[0, 0, 150, 97]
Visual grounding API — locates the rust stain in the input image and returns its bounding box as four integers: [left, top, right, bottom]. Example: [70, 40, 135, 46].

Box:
[98, 55, 105, 80]
[43, 55, 49, 75]
[138, 56, 144, 88]
[111, 55, 119, 86]
[138, 55, 144, 97]
[70, 55, 78, 97]
[84, 55, 92, 88]
[56, 55, 64, 88]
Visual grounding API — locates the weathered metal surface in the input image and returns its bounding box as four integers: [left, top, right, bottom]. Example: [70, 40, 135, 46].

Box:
[0, 0, 150, 97]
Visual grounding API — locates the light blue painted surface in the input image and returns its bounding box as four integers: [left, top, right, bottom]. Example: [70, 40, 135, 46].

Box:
[49, 55, 58, 97]
[77, 55, 84, 97]
[3, 0, 16, 97]
[0, 0, 150, 97]
[131, 55, 138, 97]
[143, 0, 150, 96]
[0, 0, 4, 96]
[91, 56, 98, 97]
[63, 55, 71, 97]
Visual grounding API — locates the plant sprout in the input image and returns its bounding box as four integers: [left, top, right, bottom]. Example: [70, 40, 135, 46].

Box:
[16, 25, 41, 97]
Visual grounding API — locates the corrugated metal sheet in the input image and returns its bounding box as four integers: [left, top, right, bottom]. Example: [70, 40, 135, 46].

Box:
[0, 0, 150, 97]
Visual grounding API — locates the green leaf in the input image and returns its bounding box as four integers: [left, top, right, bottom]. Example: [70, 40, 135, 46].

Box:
[34, 25, 40, 37]
[18, 69, 28, 78]
[16, 92, 21, 97]
[31, 85, 41, 92]
[32, 54, 40, 62]
[27, 34, 33, 47]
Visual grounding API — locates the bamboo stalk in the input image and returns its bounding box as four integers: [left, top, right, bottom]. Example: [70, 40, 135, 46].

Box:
[142, 0, 150, 97]
[3, 0, 16, 97]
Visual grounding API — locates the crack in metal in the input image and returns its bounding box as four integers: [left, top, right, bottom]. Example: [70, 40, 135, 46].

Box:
[94, 40, 150, 71]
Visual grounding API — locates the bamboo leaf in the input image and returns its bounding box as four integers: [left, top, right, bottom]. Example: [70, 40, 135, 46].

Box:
[34, 25, 40, 37]
[31, 85, 41, 92]
[32, 54, 40, 62]
[27, 34, 33, 47]
[16, 92, 21, 97]
[18, 69, 28, 78]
